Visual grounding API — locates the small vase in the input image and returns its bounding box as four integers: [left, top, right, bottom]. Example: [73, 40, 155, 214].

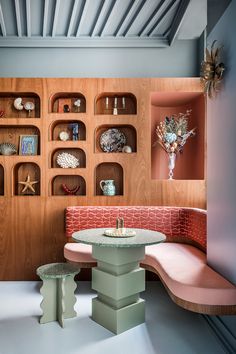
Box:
[168, 152, 176, 180]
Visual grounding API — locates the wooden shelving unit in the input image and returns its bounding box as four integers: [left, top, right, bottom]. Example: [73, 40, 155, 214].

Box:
[95, 124, 137, 153]
[95, 162, 123, 196]
[14, 162, 40, 196]
[50, 120, 86, 141]
[0, 92, 40, 118]
[0, 164, 4, 195]
[51, 175, 86, 196]
[50, 92, 86, 113]
[95, 92, 137, 115]
[0, 78, 206, 280]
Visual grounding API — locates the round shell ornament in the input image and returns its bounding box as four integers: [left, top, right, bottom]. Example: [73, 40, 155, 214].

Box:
[14, 97, 24, 111]
[0, 142, 17, 155]
[122, 145, 132, 153]
[59, 131, 70, 141]
[24, 101, 35, 112]
[56, 152, 79, 168]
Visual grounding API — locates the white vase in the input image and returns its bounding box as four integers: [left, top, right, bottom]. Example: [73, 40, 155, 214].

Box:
[168, 152, 176, 180]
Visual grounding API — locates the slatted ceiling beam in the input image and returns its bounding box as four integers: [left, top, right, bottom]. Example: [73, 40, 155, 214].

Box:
[52, 0, 61, 37]
[91, 0, 108, 37]
[67, 0, 80, 37]
[99, 0, 117, 36]
[163, 24, 172, 37]
[168, 0, 190, 45]
[124, 0, 147, 37]
[115, 0, 141, 36]
[43, 0, 49, 37]
[139, 0, 167, 37]
[26, 0, 31, 37]
[148, 0, 178, 37]
[14, 0, 22, 37]
[113, 0, 135, 37]
[0, 3, 6, 37]
[90, 0, 107, 37]
[76, 0, 90, 37]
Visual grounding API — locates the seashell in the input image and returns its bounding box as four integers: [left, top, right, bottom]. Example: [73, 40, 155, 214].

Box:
[122, 145, 132, 153]
[59, 131, 69, 141]
[56, 152, 79, 168]
[14, 97, 24, 111]
[0, 142, 17, 155]
[24, 101, 35, 112]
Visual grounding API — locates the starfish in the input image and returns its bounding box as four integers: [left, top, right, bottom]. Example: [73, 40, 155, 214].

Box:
[18, 174, 39, 194]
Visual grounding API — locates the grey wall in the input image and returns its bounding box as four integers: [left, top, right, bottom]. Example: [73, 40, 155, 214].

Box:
[207, 1, 236, 347]
[0, 40, 199, 77]
[207, 0, 236, 284]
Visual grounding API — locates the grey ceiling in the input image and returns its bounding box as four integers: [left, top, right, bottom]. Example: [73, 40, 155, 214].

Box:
[0, 0, 207, 48]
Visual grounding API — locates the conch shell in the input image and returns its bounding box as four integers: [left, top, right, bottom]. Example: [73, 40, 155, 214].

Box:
[14, 97, 24, 110]
[0, 142, 17, 155]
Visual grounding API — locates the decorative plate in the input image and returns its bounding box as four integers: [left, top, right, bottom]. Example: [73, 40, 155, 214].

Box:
[103, 229, 136, 238]
[100, 128, 126, 152]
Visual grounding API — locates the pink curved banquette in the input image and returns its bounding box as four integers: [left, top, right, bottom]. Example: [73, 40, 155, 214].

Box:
[64, 206, 236, 315]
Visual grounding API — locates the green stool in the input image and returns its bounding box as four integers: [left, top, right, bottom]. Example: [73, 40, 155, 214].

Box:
[37, 263, 80, 328]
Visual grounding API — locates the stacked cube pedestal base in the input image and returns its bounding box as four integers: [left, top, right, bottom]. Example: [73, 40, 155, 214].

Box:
[91, 246, 145, 334]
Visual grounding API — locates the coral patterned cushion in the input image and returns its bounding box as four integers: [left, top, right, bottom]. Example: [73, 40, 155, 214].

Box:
[65, 206, 206, 251]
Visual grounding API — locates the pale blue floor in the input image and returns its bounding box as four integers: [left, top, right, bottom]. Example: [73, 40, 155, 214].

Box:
[0, 281, 225, 354]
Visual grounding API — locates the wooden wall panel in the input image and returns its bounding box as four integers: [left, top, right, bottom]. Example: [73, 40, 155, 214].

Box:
[0, 78, 206, 280]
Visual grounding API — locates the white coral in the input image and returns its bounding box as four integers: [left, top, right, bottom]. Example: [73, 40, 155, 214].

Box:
[56, 152, 79, 168]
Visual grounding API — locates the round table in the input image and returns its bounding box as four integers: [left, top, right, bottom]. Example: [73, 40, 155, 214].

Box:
[72, 228, 166, 334]
[37, 263, 80, 328]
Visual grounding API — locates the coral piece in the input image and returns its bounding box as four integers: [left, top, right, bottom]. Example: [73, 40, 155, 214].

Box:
[0, 142, 17, 155]
[18, 174, 39, 194]
[61, 184, 80, 195]
[56, 152, 79, 168]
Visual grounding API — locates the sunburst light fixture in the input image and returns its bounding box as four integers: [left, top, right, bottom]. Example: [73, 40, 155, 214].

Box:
[200, 40, 225, 98]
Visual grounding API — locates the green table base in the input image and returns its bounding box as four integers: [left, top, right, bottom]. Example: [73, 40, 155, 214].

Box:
[91, 246, 145, 334]
[37, 263, 80, 328]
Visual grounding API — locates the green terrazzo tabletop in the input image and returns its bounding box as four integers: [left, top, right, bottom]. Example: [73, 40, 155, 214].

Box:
[37, 263, 80, 279]
[72, 228, 166, 248]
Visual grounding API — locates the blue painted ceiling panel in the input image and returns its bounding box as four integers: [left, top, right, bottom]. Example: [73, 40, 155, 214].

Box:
[0, 0, 208, 47]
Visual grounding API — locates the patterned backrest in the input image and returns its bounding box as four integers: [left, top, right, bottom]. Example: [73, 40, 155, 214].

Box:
[65, 206, 207, 252]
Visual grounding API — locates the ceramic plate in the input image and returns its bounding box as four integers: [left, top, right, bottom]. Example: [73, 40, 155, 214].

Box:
[100, 128, 126, 152]
[103, 229, 136, 237]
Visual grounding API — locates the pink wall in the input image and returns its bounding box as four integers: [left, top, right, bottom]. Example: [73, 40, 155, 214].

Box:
[207, 1, 236, 284]
[151, 92, 205, 180]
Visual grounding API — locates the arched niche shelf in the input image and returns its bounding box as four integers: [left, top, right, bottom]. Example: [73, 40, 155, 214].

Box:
[95, 124, 137, 153]
[51, 148, 86, 168]
[14, 162, 40, 196]
[51, 175, 86, 196]
[95, 92, 137, 115]
[50, 92, 86, 113]
[50, 120, 86, 141]
[95, 162, 123, 196]
[0, 164, 4, 195]
[0, 125, 40, 155]
[0, 92, 40, 118]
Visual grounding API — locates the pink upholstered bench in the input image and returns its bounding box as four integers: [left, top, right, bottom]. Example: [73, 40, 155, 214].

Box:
[64, 206, 236, 315]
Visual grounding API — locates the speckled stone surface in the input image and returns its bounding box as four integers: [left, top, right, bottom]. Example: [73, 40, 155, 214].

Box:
[72, 228, 166, 248]
[37, 263, 80, 279]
